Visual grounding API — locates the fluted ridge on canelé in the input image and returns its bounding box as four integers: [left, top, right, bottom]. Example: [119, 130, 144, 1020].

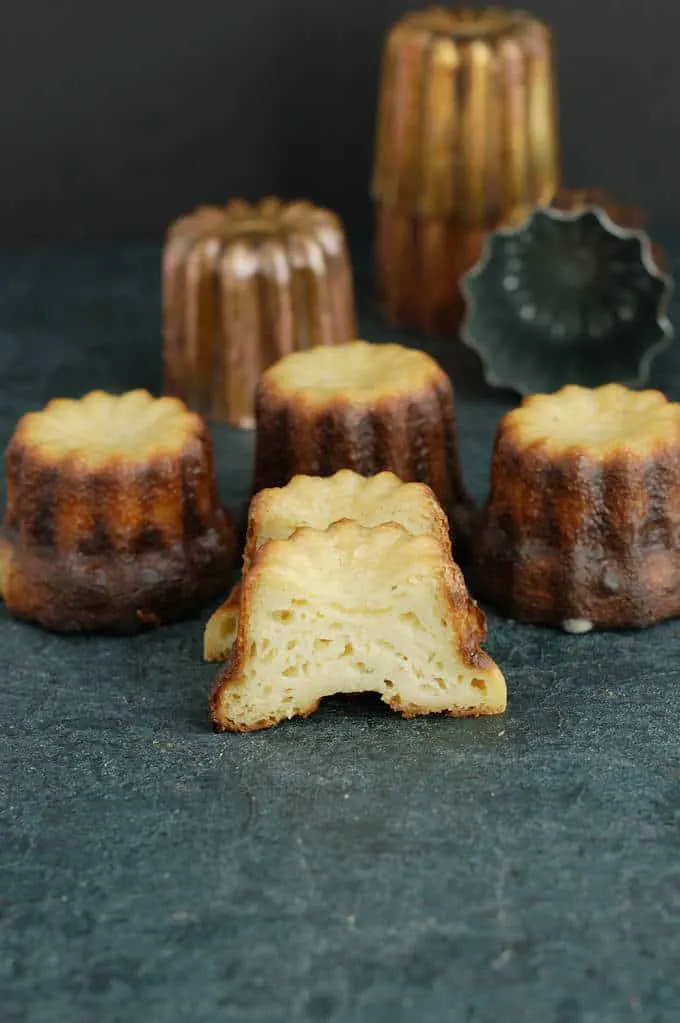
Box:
[162, 198, 356, 429]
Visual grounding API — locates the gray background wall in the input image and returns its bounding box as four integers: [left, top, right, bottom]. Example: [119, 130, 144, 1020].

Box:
[0, 0, 678, 243]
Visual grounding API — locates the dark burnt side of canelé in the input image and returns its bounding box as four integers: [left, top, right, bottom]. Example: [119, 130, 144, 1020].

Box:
[252, 376, 472, 537]
[470, 427, 680, 629]
[1, 429, 238, 633]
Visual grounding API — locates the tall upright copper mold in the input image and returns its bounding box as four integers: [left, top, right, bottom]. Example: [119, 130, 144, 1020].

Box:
[162, 199, 357, 429]
[372, 6, 560, 335]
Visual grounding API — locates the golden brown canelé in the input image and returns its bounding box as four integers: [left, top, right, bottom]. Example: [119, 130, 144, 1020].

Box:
[0, 390, 238, 634]
[372, 6, 559, 333]
[470, 384, 680, 631]
[252, 340, 472, 533]
[162, 198, 357, 428]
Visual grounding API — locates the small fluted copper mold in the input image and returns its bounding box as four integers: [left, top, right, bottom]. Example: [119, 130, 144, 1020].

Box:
[460, 199, 673, 394]
[162, 198, 357, 428]
[372, 6, 559, 334]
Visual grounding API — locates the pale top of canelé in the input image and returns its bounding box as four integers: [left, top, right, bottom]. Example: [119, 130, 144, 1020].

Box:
[261, 340, 445, 407]
[14, 390, 201, 468]
[250, 470, 448, 549]
[502, 384, 680, 457]
[250, 519, 450, 597]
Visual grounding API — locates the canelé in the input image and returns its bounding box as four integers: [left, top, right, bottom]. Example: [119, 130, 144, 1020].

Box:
[0, 390, 238, 633]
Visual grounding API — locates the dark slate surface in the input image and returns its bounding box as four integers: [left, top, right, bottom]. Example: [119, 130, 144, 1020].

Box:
[1, 242, 680, 1023]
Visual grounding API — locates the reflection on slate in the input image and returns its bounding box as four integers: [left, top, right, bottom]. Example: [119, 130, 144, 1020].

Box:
[0, 243, 679, 1022]
[461, 207, 673, 395]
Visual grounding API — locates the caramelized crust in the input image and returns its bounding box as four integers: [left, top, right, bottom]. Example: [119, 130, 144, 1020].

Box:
[0, 390, 238, 633]
[471, 384, 680, 630]
[210, 520, 506, 732]
[252, 341, 472, 537]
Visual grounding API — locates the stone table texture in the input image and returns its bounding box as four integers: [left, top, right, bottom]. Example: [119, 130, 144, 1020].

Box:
[1, 243, 679, 1023]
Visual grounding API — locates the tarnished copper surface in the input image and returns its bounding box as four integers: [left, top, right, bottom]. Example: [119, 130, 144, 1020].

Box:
[162, 198, 356, 429]
[372, 6, 559, 333]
